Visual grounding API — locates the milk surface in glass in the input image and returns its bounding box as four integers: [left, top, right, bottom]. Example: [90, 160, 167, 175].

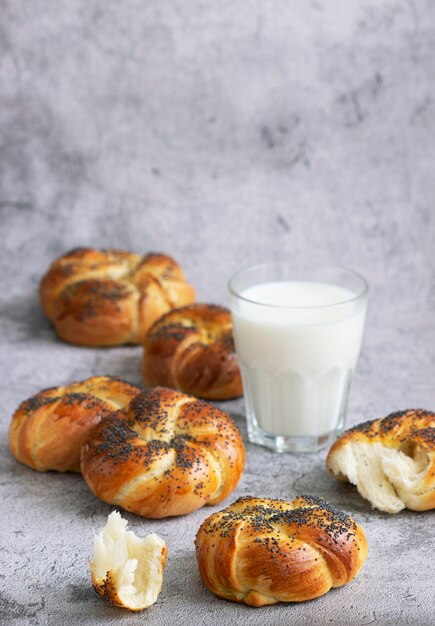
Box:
[232, 281, 366, 439]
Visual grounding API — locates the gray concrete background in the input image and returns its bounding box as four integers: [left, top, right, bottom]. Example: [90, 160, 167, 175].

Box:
[1, 1, 434, 624]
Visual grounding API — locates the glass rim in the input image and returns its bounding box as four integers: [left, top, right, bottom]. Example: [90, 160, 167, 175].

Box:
[228, 262, 369, 310]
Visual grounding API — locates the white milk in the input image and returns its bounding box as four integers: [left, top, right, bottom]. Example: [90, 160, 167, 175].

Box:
[231, 281, 367, 438]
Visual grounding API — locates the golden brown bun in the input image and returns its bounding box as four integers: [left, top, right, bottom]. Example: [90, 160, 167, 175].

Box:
[40, 248, 195, 346]
[195, 495, 368, 607]
[81, 386, 246, 518]
[9, 376, 141, 473]
[142, 304, 243, 400]
[326, 409, 435, 513]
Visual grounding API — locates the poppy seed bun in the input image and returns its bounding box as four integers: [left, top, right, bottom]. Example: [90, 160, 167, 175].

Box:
[326, 409, 435, 513]
[143, 304, 242, 400]
[9, 376, 141, 472]
[195, 495, 367, 606]
[81, 387, 246, 518]
[40, 248, 195, 346]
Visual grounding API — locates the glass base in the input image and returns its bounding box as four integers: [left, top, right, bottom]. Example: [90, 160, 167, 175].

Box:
[247, 421, 340, 453]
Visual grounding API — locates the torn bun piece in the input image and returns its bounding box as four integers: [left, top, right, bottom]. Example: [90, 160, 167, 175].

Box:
[326, 409, 435, 513]
[90, 511, 167, 611]
[9, 376, 141, 473]
[195, 495, 368, 607]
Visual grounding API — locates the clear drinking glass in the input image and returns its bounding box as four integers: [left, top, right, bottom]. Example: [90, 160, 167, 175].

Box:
[229, 264, 368, 453]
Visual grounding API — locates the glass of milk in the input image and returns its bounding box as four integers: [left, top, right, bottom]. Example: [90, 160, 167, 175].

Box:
[229, 264, 368, 453]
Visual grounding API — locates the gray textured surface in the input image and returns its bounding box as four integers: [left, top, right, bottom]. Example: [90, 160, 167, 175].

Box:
[1, 0, 435, 624]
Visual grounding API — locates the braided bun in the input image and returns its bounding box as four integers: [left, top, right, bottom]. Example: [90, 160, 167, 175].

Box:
[326, 409, 435, 513]
[9, 376, 141, 472]
[195, 495, 367, 607]
[81, 386, 245, 518]
[142, 304, 242, 399]
[40, 248, 195, 346]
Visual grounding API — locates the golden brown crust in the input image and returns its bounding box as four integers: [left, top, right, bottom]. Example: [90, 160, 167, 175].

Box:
[328, 409, 435, 451]
[326, 409, 435, 511]
[142, 304, 242, 400]
[195, 495, 368, 606]
[40, 248, 195, 346]
[81, 386, 246, 518]
[9, 376, 141, 472]
[92, 570, 129, 610]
